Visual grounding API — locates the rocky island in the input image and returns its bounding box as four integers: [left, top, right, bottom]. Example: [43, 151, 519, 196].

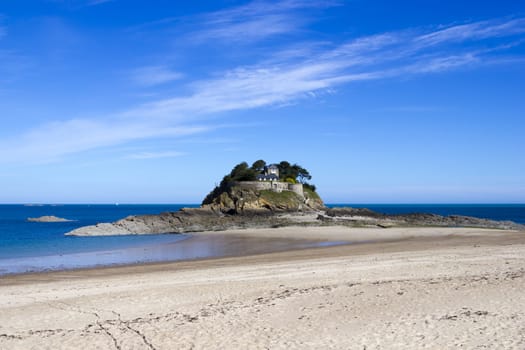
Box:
[28, 215, 74, 223]
[66, 160, 524, 236]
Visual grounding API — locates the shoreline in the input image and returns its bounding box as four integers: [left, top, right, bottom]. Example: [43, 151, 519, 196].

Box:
[0, 229, 352, 277]
[1, 226, 522, 283]
[2, 226, 525, 348]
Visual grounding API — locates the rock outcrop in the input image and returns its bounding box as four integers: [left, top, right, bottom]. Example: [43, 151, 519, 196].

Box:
[319, 208, 525, 231]
[202, 182, 325, 213]
[27, 216, 74, 223]
[67, 181, 327, 236]
[66, 208, 295, 236]
[66, 204, 525, 236]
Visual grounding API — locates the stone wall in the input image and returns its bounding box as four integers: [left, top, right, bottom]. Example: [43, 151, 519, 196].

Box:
[288, 183, 304, 198]
[231, 181, 304, 198]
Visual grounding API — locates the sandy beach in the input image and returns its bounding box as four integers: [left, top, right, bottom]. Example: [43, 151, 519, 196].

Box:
[1, 226, 525, 349]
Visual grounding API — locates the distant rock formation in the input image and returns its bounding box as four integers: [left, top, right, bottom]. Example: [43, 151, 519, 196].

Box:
[27, 215, 74, 223]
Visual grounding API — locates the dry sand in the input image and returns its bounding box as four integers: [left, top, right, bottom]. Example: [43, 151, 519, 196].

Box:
[1, 226, 525, 349]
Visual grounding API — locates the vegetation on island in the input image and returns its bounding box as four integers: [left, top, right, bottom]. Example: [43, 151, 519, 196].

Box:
[202, 160, 320, 208]
[220, 159, 316, 191]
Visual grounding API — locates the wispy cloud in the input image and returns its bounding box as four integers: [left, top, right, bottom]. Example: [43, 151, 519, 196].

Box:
[0, 49, 31, 87]
[194, 14, 296, 43]
[372, 105, 442, 113]
[0, 14, 6, 39]
[416, 18, 525, 47]
[86, 0, 114, 5]
[52, 0, 115, 7]
[181, 0, 339, 43]
[2, 14, 525, 164]
[131, 65, 183, 86]
[402, 53, 480, 74]
[0, 118, 208, 164]
[127, 17, 525, 118]
[126, 150, 185, 160]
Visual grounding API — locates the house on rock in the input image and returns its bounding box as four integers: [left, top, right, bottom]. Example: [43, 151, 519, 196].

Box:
[256, 164, 280, 181]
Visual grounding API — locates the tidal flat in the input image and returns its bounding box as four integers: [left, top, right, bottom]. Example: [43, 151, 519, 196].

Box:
[1, 226, 525, 349]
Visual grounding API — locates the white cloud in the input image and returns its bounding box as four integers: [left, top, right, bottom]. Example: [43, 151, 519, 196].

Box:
[0, 118, 208, 164]
[128, 17, 525, 120]
[131, 65, 183, 86]
[86, 0, 113, 5]
[0, 14, 6, 39]
[130, 0, 337, 43]
[1, 16, 524, 165]
[194, 14, 296, 43]
[48, 0, 114, 8]
[372, 106, 440, 113]
[415, 18, 525, 47]
[190, 0, 339, 43]
[400, 53, 479, 74]
[126, 151, 185, 160]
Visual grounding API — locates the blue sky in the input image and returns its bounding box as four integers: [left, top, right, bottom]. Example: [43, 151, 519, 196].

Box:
[1, 0, 524, 204]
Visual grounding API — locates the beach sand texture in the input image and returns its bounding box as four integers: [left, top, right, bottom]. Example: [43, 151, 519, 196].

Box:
[1, 226, 525, 349]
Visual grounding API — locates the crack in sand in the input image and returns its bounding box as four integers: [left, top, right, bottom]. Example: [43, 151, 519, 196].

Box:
[60, 302, 158, 350]
[95, 317, 121, 350]
[42, 301, 122, 350]
[440, 308, 492, 321]
[2, 267, 524, 347]
[108, 309, 157, 350]
[13, 300, 152, 350]
[0, 334, 23, 340]
[123, 323, 156, 350]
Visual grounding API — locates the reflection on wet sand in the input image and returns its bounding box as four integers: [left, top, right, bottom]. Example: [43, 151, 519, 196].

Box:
[0, 234, 347, 275]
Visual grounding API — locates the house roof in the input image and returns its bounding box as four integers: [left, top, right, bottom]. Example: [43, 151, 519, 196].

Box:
[257, 174, 279, 180]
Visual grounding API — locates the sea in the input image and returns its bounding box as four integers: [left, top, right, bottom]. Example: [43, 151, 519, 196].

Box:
[0, 204, 524, 275]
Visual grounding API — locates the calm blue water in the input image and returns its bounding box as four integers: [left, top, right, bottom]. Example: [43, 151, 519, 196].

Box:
[0, 204, 523, 275]
[0, 204, 346, 275]
[0, 204, 197, 260]
[327, 204, 525, 224]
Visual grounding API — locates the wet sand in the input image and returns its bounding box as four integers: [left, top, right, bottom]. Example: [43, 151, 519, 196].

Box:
[0, 233, 344, 275]
[1, 226, 525, 349]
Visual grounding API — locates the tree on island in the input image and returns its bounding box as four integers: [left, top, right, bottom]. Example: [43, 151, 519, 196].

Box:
[251, 159, 266, 172]
[277, 161, 312, 185]
[202, 159, 320, 208]
[223, 162, 258, 182]
[215, 159, 316, 190]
